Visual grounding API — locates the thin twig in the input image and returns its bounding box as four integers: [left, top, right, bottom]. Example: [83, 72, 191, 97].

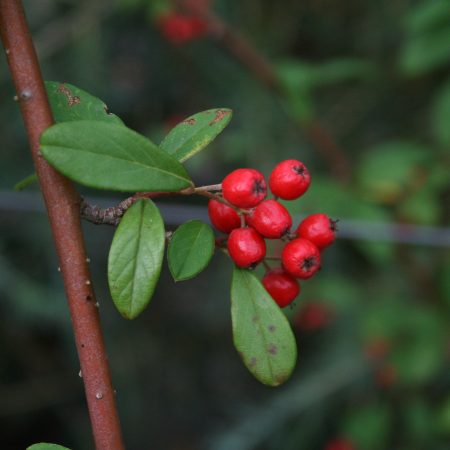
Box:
[194, 183, 222, 192]
[179, 1, 351, 183]
[262, 260, 272, 272]
[0, 2, 125, 449]
[81, 184, 249, 226]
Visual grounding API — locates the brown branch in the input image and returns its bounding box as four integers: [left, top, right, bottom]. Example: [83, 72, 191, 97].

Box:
[206, 14, 282, 93]
[303, 120, 351, 184]
[80, 199, 127, 226]
[81, 184, 250, 227]
[179, 2, 351, 183]
[0, 2, 125, 449]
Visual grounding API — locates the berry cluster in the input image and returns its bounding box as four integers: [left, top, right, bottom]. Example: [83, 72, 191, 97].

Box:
[158, 13, 208, 44]
[208, 159, 337, 308]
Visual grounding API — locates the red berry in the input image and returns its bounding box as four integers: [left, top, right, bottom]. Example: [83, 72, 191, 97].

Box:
[281, 238, 321, 279]
[325, 438, 355, 450]
[183, 0, 211, 14]
[222, 168, 267, 209]
[269, 159, 311, 200]
[208, 199, 241, 234]
[364, 338, 390, 360]
[158, 13, 207, 44]
[227, 228, 266, 268]
[246, 200, 292, 239]
[296, 213, 337, 249]
[375, 364, 397, 388]
[262, 268, 300, 307]
[295, 302, 332, 331]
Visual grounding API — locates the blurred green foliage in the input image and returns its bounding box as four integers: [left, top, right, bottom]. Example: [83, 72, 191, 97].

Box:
[0, 0, 449, 449]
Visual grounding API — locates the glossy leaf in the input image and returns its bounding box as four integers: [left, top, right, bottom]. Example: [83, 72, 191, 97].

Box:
[45, 81, 124, 125]
[27, 444, 71, 450]
[108, 199, 165, 319]
[168, 220, 215, 281]
[40, 121, 192, 192]
[231, 268, 297, 386]
[16, 80, 121, 192]
[160, 108, 232, 162]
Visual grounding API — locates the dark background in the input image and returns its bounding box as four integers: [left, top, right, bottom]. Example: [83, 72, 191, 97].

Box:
[0, 0, 449, 449]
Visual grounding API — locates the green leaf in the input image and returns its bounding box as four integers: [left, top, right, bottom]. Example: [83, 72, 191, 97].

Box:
[276, 58, 375, 122]
[276, 58, 375, 91]
[14, 173, 38, 191]
[45, 81, 124, 125]
[27, 444, 71, 450]
[362, 302, 447, 386]
[399, 26, 450, 76]
[436, 396, 450, 435]
[342, 401, 392, 450]
[313, 58, 376, 84]
[231, 268, 297, 386]
[404, 399, 434, 444]
[40, 121, 192, 192]
[108, 199, 165, 319]
[356, 141, 431, 204]
[398, 187, 441, 225]
[388, 309, 446, 386]
[167, 220, 215, 281]
[404, 0, 450, 34]
[160, 108, 232, 162]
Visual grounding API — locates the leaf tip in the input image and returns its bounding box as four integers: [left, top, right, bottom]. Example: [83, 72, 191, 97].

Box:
[208, 108, 233, 126]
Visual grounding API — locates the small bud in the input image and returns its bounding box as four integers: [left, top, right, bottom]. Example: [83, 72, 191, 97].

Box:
[19, 89, 32, 101]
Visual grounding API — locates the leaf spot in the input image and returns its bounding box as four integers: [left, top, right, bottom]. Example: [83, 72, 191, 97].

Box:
[268, 324, 276, 333]
[182, 118, 196, 125]
[209, 109, 230, 125]
[57, 83, 81, 106]
[252, 315, 260, 323]
[274, 373, 288, 385]
[249, 357, 257, 367]
[268, 343, 278, 355]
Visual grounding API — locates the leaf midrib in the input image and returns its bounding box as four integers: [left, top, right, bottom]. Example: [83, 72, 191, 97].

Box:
[173, 224, 204, 279]
[42, 142, 191, 184]
[127, 201, 146, 317]
[241, 272, 275, 381]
